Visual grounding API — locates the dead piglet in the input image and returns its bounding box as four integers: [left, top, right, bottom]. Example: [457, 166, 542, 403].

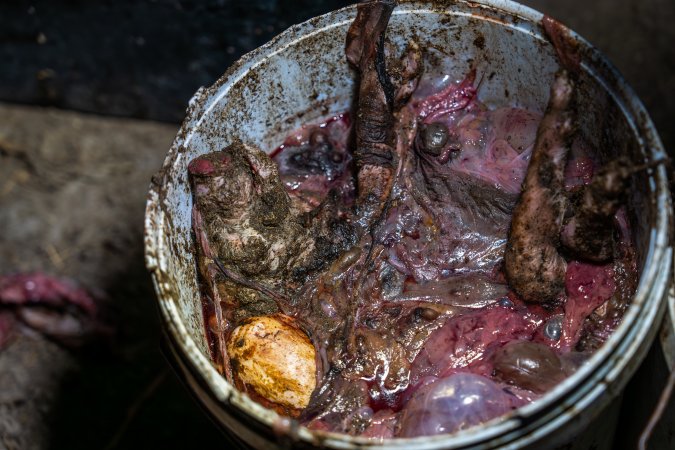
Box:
[189, 142, 314, 288]
[189, 145, 334, 409]
[189, 143, 359, 385]
[505, 70, 575, 303]
[189, 143, 313, 378]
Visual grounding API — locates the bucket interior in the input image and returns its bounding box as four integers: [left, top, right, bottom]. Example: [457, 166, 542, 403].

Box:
[146, 0, 670, 446]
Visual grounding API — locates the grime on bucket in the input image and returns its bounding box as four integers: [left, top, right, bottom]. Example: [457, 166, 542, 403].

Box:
[186, 0, 651, 439]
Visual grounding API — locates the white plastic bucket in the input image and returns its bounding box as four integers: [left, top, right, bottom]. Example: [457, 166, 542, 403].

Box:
[144, 1, 673, 448]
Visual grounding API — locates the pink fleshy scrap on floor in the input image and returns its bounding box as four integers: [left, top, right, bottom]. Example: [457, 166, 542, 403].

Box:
[0, 272, 108, 348]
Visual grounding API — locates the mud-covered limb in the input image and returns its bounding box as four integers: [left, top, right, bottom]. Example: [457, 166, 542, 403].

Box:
[191, 206, 233, 381]
[346, 0, 397, 223]
[505, 70, 575, 303]
[561, 157, 666, 262]
[291, 192, 358, 283]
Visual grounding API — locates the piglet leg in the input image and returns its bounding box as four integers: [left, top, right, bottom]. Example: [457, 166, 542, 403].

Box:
[346, 0, 397, 226]
[561, 157, 665, 262]
[504, 70, 575, 303]
[192, 206, 234, 381]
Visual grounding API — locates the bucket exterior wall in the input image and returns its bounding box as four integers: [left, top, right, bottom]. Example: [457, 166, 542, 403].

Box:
[144, 1, 673, 448]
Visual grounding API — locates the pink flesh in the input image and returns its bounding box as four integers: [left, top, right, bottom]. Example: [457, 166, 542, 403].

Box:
[410, 304, 545, 383]
[0, 272, 98, 316]
[272, 114, 354, 212]
[0, 272, 106, 347]
[249, 72, 634, 436]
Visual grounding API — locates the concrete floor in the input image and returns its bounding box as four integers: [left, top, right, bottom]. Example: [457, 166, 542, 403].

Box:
[0, 105, 225, 449]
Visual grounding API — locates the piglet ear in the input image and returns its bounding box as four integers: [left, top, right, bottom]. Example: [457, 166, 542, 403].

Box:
[345, 0, 395, 69]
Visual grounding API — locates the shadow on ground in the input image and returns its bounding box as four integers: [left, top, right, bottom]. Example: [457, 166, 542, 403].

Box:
[47, 247, 228, 450]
